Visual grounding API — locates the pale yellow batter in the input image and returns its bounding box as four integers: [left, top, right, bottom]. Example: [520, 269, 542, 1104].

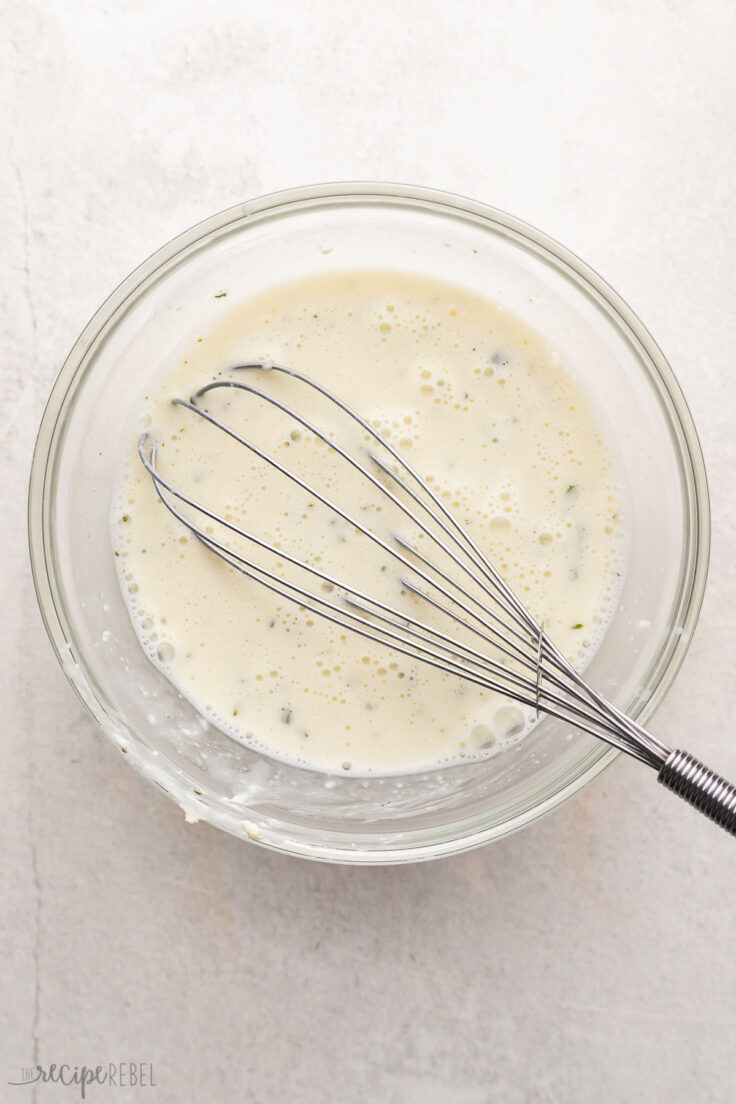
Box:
[112, 270, 625, 773]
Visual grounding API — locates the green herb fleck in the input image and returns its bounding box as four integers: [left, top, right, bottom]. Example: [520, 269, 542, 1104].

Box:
[214, 290, 227, 299]
[566, 484, 577, 495]
[572, 623, 583, 630]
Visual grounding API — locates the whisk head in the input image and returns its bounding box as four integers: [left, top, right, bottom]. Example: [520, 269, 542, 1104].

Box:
[138, 361, 668, 769]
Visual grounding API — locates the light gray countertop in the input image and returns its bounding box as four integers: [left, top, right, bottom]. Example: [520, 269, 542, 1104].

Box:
[2, 2, 735, 1101]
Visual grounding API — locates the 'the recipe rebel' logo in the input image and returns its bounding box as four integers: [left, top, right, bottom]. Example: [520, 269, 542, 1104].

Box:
[8, 1063, 156, 1097]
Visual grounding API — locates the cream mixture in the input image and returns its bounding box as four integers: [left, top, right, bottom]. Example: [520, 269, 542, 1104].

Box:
[112, 270, 626, 774]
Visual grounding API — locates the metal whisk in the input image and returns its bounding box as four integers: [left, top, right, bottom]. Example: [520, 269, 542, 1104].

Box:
[139, 361, 736, 836]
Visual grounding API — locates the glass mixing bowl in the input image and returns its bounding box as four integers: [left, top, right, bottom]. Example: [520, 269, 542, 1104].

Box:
[28, 183, 709, 863]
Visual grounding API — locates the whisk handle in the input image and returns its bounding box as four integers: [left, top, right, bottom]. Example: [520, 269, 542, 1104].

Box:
[657, 750, 736, 836]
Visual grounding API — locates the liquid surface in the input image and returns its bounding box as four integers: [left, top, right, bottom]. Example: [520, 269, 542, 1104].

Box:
[113, 270, 626, 774]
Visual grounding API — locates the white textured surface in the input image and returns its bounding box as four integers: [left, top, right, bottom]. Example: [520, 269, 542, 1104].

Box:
[2, 2, 735, 1101]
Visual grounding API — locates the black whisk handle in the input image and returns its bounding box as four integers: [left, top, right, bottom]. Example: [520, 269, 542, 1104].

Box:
[658, 750, 736, 836]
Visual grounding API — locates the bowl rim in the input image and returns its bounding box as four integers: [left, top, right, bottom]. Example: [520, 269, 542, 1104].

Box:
[28, 180, 711, 863]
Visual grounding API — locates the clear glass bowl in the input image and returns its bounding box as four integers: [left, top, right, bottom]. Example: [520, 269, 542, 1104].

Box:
[28, 183, 709, 863]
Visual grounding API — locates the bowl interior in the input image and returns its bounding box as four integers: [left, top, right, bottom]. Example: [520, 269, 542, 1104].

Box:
[30, 186, 708, 861]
